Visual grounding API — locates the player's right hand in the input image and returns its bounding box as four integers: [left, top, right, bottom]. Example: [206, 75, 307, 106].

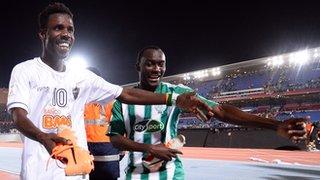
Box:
[36, 132, 71, 154]
[277, 118, 308, 143]
[176, 92, 214, 121]
[148, 143, 182, 161]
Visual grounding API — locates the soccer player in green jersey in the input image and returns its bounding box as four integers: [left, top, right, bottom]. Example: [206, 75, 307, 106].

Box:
[109, 46, 308, 180]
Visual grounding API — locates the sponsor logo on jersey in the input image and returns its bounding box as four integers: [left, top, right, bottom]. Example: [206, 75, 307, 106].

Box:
[134, 119, 164, 133]
[42, 107, 72, 129]
[42, 115, 72, 129]
[37, 86, 49, 92]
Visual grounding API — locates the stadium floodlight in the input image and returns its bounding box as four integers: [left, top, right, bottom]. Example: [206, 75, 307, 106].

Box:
[211, 67, 221, 76]
[271, 56, 283, 67]
[314, 53, 319, 58]
[66, 55, 88, 70]
[267, 58, 272, 66]
[313, 49, 319, 58]
[183, 73, 191, 80]
[193, 70, 209, 79]
[289, 50, 309, 65]
[242, 108, 252, 112]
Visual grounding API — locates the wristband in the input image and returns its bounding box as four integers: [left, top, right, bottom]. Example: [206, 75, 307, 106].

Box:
[166, 93, 179, 106]
[306, 123, 314, 136]
[171, 93, 179, 106]
[166, 93, 173, 106]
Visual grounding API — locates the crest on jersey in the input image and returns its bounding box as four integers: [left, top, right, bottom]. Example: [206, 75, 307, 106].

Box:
[72, 87, 80, 100]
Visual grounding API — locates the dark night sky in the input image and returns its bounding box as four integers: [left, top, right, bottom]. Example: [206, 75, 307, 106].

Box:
[1, 1, 320, 87]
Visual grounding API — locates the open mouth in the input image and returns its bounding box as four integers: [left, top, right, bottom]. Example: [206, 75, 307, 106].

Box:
[57, 42, 71, 51]
[148, 75, 161, 82]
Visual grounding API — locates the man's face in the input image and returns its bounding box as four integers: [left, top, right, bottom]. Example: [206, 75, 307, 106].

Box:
[138, 49, 166, 89]
[40, 13, 74, 59]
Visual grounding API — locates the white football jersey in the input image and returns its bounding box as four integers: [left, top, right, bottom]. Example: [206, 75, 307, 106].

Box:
[110, 82, 218, 180]
[7, 57, 123, 180]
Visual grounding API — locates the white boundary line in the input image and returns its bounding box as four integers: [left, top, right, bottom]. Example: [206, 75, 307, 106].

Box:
[0, 168, 19, 175]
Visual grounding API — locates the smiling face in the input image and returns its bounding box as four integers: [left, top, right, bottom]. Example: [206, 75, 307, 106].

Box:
[137, 48, 166, 91]
[39, 13, 74, 61]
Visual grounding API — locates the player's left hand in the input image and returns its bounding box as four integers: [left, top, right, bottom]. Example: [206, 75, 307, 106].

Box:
[37, 132, 71, 154]
[176, 92, 214, 121]
[277, 118, 308, 143]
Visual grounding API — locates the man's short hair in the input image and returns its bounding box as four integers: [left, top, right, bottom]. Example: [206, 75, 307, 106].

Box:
[38, 2, 73, 30]
[136, 46, 164, 64]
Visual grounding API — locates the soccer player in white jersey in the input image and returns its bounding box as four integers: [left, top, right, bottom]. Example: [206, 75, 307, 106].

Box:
[109, 46, 309, 180]
[6, 3, 213, 180]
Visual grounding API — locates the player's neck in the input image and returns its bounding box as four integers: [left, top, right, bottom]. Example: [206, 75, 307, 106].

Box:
[138, 82, 158, 92]
[41, 54, 66, 72]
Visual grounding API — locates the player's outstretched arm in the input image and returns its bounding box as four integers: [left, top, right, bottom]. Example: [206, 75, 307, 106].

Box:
[110, 135, 181, 161]
[211, 104, 307, 142]
[212, 104, 280, 129]
[11, 107, 69, 154]
[117, 88, 167, 105]
[117, 89, 213, 120]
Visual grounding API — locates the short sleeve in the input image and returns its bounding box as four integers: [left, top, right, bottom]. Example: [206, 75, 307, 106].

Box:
[7, 64, 31, 113]
[108, 100, 126, 136]
[173, 84, 219, 107]
[86, 71, 123, 104]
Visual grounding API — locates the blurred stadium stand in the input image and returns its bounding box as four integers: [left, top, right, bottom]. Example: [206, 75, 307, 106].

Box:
[1, 48, 320, 148]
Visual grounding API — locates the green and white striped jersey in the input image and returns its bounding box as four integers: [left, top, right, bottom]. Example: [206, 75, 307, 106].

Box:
[110, 82, 218, 180]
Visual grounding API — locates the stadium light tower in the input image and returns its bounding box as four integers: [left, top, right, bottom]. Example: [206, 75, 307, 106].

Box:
[266, 56, 283, 67]
[66, 55, 88, 70]
[211, 67, 221, 76]
[193, 70, 209, 79]
[289, 50, 310, 65]
[271, 56, 284, 67]
[313, 49, 319, 58]
[183, 73, 191, 80]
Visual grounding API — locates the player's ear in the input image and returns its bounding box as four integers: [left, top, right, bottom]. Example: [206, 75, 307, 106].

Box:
[135, 62, 141, 72]
[38, 29, 46, 41]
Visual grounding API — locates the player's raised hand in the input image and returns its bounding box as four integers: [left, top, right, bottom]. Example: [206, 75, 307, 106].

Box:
[176, 92, 214, 121]
[277, 118, 308, 143]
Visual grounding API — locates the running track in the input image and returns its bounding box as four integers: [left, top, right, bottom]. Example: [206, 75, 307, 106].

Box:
[1, 143, 320, 179]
